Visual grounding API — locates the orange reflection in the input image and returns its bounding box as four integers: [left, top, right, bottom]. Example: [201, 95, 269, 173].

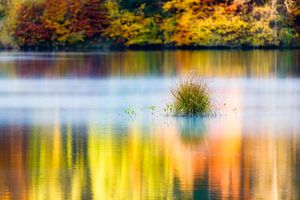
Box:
[0, 115, 298, 199]
[0, 50, 299, 78]
[0, 126, 27, 200]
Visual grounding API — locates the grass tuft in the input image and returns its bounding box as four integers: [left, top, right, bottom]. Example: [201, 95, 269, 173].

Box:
[171, 74, 211, 116]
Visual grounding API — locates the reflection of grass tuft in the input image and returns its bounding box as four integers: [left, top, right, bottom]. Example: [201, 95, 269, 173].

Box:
[178, 117, 206, 147]
[171, 74, 211, 116]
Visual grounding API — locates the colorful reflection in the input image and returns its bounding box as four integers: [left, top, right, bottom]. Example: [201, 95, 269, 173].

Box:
[0, 50, 299, 78]
[0, 116, 299, 200]
[0, 50, 299, 200]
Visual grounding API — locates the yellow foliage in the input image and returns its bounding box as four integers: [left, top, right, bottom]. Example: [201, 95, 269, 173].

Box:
[104, 1, 162, 46]
[1, 0, 299, 47]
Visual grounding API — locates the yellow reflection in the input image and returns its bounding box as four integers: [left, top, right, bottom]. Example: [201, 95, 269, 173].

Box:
[88, 123, 175, 199]
[0, 115, 298, 199]
[245, 131, 296, 200]
[0, 126, 27, 200]
[0, 50, 298, 78]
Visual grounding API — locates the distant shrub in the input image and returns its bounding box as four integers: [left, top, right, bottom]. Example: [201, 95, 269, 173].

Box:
[171, 74, 211, 116]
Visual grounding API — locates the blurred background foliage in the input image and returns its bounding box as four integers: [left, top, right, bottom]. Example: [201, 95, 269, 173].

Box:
[0, 0, 299, 48]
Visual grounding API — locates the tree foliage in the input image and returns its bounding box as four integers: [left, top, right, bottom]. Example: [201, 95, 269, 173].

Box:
[0, 0, 8, 19]
[13, 2, 50, 46]
[119, 0, 166, 16]
[13, 0, 108, 47]
[104, 2, 162, 46]
[161, 0, 299, 47]
[3, 0, 299, 48]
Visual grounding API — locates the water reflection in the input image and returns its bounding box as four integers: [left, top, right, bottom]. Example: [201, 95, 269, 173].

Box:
[0, 50, 299, 200]
[0, 116, 299, 200]
[0, 50, 299, 78]
[176, 117, 206, 147]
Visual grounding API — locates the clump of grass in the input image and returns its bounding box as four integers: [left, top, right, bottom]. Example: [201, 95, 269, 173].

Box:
[171, 74, 211, 116]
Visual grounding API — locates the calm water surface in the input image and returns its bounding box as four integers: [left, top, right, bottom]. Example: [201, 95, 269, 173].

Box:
[0, 50, 299, 200]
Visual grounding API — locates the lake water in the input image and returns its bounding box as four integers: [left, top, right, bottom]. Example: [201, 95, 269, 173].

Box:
[0, 50, 299, 200]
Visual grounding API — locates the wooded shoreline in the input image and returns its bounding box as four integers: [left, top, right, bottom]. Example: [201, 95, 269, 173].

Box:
[0, 0, 299, 50]
[1, 43, 300, 51]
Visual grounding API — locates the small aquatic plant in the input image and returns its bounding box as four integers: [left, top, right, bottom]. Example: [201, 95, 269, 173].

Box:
[171, 74, 211, 116]
[164, 104, 174, 114]
[124, 108, 137, 118]
[148, 106, 156, 115]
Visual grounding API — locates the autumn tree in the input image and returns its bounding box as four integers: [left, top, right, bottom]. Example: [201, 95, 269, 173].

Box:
[13, 2, 52, 47]
[104, 1, 163, 46]
[7, 0, 300, 48]
[43, 0, 108, 45]
[0, 0, 8, 19]
[80, 0, 109, 39]
[288, 0, 300, 33]
[43, 0, 71, 45]
[119, 0, 167, 16]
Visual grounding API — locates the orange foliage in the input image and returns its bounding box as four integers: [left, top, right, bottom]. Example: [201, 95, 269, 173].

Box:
[14, 0, 108, 47]
[13, 2, 51, 46]
[10, 0, 300, 48]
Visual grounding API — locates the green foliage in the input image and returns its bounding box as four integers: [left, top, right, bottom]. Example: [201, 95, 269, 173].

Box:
[0, 0, 24, 47]
[104, 2, 162, 46]
[119, 0, 166, 16]
[171, 75, 211, 116]
[0, 0, 8, 19]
